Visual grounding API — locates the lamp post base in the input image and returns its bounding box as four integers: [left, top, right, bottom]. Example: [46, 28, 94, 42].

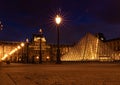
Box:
[39, 56, 42, 64]
[56, 49, 61, 64]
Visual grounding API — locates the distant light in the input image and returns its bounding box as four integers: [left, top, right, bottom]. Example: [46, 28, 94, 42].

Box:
[101, 37, 104, 41]
[46, 56, 50, 60]
[0, 25, 3, 30]
[17, 46, 21, 49]
[26, 38, 29, 43]
[36, 56, 39, 59]
[1, 54, 8, 60]
[1, 25, 3, 28]
[39, 29, 42, 33]
[91, 56, 94, 60]
[15, 48, 18, 51]
[19, 58, 21, 61]
[21, 43, 24, 47]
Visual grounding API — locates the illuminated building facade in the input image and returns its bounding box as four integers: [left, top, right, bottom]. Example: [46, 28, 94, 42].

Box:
[1, 32, 120, 63]
[28, 34, 50, 63]
[26, 34, 73, 63]
[48, 44, 73, 62]
[61, 33, 120, 61]
[0, 41, 23, 62]
[105, 38, 120, 60]
[0, 33, 72, 63]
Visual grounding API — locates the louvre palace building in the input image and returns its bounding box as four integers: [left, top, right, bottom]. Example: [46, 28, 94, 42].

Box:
[0, 32, 120, 63]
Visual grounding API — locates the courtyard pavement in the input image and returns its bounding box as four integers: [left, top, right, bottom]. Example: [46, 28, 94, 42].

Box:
[0, 62, 120, 85]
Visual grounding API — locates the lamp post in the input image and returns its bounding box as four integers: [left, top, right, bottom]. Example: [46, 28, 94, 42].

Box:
[39, 29, 43, 63]
[55, 15, 62, 64]
[26, 38, 29, 63]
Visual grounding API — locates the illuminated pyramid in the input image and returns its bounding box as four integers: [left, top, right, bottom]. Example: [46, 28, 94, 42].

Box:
[61, 33, 114, 61]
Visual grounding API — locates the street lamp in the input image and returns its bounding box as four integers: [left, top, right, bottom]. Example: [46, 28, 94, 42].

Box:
[55, 15, 62, 64]
[26, 38, 29, 63]
[39, 29, 43, 63]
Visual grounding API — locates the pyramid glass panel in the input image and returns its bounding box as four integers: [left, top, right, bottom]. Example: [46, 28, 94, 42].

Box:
[61, 33, 114, 61]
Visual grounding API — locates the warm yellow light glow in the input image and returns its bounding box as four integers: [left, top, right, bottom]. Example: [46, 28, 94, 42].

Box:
[15, 48, 18, 51]
[9, 50, 15, 55]
[42, 37, 46, 42]
[46, 56, 50, 60]
[61, 33, 108, 61]
[36, 56, 39, 59]
[26, 38, 29, 43]
[55, 15, 62, 25]
[39, 29, 42, 33]
[34, 37, 46, 42]
[1, 42, 25, 61]
[21, 43, 24, 47]
[1, 54, 8, 60]
[17, 46, 21, 49]
[91, 56, 94, 60]
[95, 38, 99, 59]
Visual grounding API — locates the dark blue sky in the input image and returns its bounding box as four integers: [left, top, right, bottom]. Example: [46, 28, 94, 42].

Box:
[0, 0, 120, 44]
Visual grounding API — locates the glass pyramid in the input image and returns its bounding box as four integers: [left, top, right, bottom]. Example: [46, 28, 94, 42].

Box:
[61, 33, 114, 61]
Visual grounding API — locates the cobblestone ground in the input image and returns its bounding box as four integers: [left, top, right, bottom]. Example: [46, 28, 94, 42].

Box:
[0, 63, 120, 85]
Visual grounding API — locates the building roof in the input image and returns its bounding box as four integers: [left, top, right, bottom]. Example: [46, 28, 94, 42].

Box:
[105, 38, 120, 42]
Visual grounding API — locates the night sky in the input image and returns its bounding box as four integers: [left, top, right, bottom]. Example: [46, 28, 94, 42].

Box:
[0, 0, 120, 44]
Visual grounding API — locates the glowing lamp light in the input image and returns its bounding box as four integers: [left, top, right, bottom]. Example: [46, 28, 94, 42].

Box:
[46, 56, 50, 60]
[15, 48, 18, 51]
[39, 29, 42, 33]
[55, 15, 62, 25]
[17, 46, 21, 49]
[26, 38, 29, 43]
[1, 42, 26, 61]
[21, 43, 24, 47]
[36, 56, 39, 59]
[1, 54, 8, 60]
